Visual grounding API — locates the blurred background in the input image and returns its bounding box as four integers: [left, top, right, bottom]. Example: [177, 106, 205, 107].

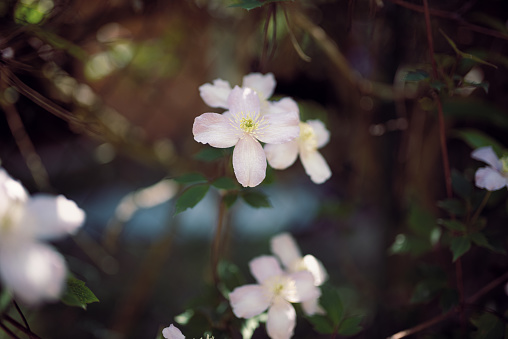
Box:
[1, 0, 508, 338]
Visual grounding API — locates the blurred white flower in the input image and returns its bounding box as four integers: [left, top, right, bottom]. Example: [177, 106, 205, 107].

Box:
[471, 146, 508, 191]
[229, 256, 320, 339]
[162, 324, 185, 339]
[456, 67, 484, 97]
[0, 168, 85, 305]
[271, 233, 327, 315]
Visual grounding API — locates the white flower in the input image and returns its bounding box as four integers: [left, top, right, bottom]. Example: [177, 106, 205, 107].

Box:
[264, 100, 332, 184]
[270, 233, 327, 315]
[162, 324, 185, 339]
[193, 86, 299, 187]
[199, 73, 276, 112]
[229, 256, 320, 339]
[456, 67, 484, 97]
[0, 168, 85, 305]
[471, 146, 508, 191]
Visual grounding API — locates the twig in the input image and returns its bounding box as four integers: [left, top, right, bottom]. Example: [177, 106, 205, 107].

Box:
[3, 315, 42, 339]
[283, 5, 311, 62]
[0, 321, 20, 339]
[12, 301, 30, 335]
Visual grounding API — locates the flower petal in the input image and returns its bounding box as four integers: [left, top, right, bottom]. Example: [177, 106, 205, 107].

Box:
[249, 256, 284, 284]
[290, 271, 321, 303]
[301, 297, 325, 316]
[23, 194, 85, 240]
[199, 79, 232, 109]
[228, 86, 261, 118]
[193, 113, 240, 148]
[0, 241, 66, 305]
[302, 255, 328, 286]
[229, 284, 271, 318]
[264, 140, 299, 170]
[475, 167, 508, 191]
[257, 111, 300, 145]
[270, 233, 302, 269]
[471, 146, 502, 171]
[306, 120, 330, 148]
[266, 97, 299, 115]
[266, 297, 296, 339]
[233, 136, 266, 187]
[300, 149, 332, 184]
[242, 73, 276, 100]
[162, 324, 185, 339]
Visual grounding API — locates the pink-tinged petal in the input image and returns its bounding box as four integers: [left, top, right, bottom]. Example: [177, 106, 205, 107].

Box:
[266, 97, 299, 115]
[471, 146, 502, 171]
[257, 111, 300, 144]
[475, 167, 508, 191]
[290, 271, 321, 303]
[228, 86, 261, 117]
[302, 255, 328, 286]
[266, 297, 296, 339]
[162, 324, 185, 339]
[23, 194, 85, 240]
[0, 241, 66, 305]
[233, 136, 266, 187]
[242, 73, 276, 100]
[264, 140, 299, 170]
[229, 284, 271, 318]
[193, 113, 240, 148]
[301, 297, 325, 316]
[300, 149, 332, 184]
[270, 233, 302, 269]
[306, 120, 330, 148]
[250, 256, 284, 284]
[0, 169, 27, 223]
[199, 79, 232, 109]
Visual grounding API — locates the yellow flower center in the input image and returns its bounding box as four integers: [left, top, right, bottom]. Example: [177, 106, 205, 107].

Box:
[240, 117, 258, 133]
[501, 155, 508, 174]
[299, 122, 318, 151]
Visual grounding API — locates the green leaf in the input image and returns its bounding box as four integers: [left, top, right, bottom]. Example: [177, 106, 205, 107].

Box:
[212, 177, 238, 190]
[411, 280, 446, 304]
[389, 234, 432, 257]
[230, 0, 289, 10]
[223, 192, 238, 209]
[241, 314, 266, 339]
[174, 184, 210, 215]
[0, 289, 11, 314]
[437, 199, 466, 216]
[450, 236, 471, 262]
[337, 315, 363, 336]
[194, 147, 232, 162]
[452, 129, 505, 157]
[430, 80, 446, 91]
[408, 203, 436, 238]
[444, 99, 508, 129]
[320, 286, 344, 326]
[174, 173, 207, 184]
[241, 191, 271, 208]
[438, 219, 466, 233]
[470, 232, 497, 252]
[471, 312, 505, 339]
[217, 260, 245, 295]
[440, 288, 459, 313]
[440, 29, 498, 69]
[61, 276, 99, 310]
[405, 70, 429, 82]
[451, 169, 472, 201]
[306, 314, 335, 334]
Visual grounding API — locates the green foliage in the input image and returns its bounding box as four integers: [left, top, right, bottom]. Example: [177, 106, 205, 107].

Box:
[450, 236, 471, 262]
[174, 184, 210, 215]
[470, 312, 505, 339]
[212, 177, 238, 190]
[230, 0, 290, 10]
[453, 129, 505, 157]
[440, 29, 497, 69]
[438, 219, 466, 233]
[217, 260, 245, 296]
[14, 0, 53, 25]
[405, 70, 430, 82]
[439, 288, 459, 312]
[443, 99, 508, 129]
[410, 265, 447, 305]
[241, 191, 272, 208]
[174, 173, 208, 185]
[61, 276, 99, 310]
[223, 192, 238, 209]
[437, 198, 466, 216]
[241, 313, 267, 339]
[0, 289, 11, 314]
[194, 147, 233, 162]
[451, 169, 473, 201]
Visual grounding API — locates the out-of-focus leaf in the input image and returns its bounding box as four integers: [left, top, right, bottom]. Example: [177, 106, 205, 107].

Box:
[438, 219, 466, 233]
[437, 199, 466, 216]
[320, 286, 344, 326]
[440, 288, 459, 312]
[430, 81, 446, 91]
[174, 173, 208, 185]
[307, 314, 334, 334]
[217, 260, 245, 295]
[405, 70, 429, 82]
[174, 184, 210, 215]
[463, 81, 489, 94]
[230, 0, 289, 10]
[194, 147, 232, 162]
[470, 232, 504, 253]
[175, 309, 195, 325]
[389, 234, 432, 257]
[241, 314, 266, 339]
[223, 192, 238, 209]
[453, 129, 505, 157]
[241, 191, 271, 208]
[469, 13, 508, 35]
[450, 236, 471, 262]
[440, 29, 498, 69]
[0, 289, 11, 314]
[212, 177, 238, 190]
[61, 276, 99, 310]
[451, 169, 473, 201]
[443, 99, 508, 128]
[408, 203, 435, 238]
[471, 312, 505, 339]
[337, 315, 363, 336]
[411, 279, 446, 304]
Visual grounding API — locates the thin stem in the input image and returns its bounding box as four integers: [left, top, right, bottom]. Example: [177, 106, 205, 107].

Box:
[0, 321, 21, 339]
[283, 5, 311, 62]
[260, 5, 275, 72]
[3, 315, 42, 339]
[12, 301, 30, 334]
[211, 195, 227, 286]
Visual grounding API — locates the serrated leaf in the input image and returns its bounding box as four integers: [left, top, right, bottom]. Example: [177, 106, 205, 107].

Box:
[306, 314, 335, 334]
[453, 129, 505, 157]
[194, 147, 232, 162]
[212, 177, 238, 190]
[450, 236, 471, 262]
[241, 191, 271, 208]
[320, 286, 344, 326]
[174, 173, 207, 184]
[338, 315, 363, 336]
[437, 199, 466, 216]
[470, 232, 497, 252]
[438, 219, 466, 233]
[174, 184, 210, 215]
[405, 70, 429, 82]
[61, 276, 99, 310]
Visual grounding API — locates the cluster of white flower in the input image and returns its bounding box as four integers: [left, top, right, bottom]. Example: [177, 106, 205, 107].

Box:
[229, 233, 327, 339]
[193, 73, 332, 187]
[162, 324, 214, 339]
[0, 168, 85, 305]
[472, 146, 508, 191]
